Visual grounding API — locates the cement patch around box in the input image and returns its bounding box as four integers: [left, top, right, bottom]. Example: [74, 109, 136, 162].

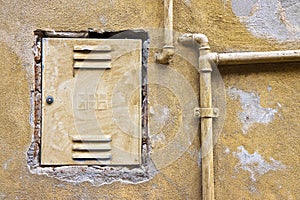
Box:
[27, 29, 158, 185]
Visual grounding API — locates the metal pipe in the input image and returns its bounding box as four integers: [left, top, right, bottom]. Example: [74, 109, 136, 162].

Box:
[199, 45, 215, 200]
[179, 32, 300, 200]
[179, 33, 215, 200]
[211, 50, 300, 65]
[164, 0, 173, 46]
[178, 33, 209, 47]
[156, 0, 174, 64]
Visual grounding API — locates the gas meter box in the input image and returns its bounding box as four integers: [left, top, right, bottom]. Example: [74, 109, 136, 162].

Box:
[41, 38, 142, 166]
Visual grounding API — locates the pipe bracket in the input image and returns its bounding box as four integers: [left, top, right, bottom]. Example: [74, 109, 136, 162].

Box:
[194, 107, 219, 118]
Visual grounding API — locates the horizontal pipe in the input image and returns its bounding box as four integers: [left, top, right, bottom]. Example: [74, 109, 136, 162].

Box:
[212, 50, 300, 65]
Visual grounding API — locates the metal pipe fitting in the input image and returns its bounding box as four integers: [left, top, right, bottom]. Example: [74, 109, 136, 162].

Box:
[179, 33, 215, 200]
[156, 0, 174, 64]
[178, 32, 300, 200]
[178, 33, 209, 48]
[156, 45, 175, 64]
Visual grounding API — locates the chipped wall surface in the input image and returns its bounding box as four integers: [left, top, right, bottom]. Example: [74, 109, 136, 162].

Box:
[0, 0, 299, 199]
[231, 0, 300, 40]
[217, 63, 300, 199]
[227, 87, 278, 134]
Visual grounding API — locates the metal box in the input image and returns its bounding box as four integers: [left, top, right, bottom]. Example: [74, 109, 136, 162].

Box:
[41, 38, 142, 165]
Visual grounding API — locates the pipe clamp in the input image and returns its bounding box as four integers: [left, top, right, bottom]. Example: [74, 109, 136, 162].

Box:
[194, 107, 219, 118]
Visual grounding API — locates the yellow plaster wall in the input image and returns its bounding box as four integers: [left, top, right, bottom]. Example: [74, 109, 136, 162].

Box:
[0, 0, 299, 199]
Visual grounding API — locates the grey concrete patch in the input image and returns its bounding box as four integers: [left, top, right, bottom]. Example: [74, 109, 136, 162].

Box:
[231, 0, 300, 40]
[233, 146, 286, 181]
[228, 87, 277, 133]
[30, 162, 158, 186]
[183, 0, 191, 7]
[231, 0, 258, 17]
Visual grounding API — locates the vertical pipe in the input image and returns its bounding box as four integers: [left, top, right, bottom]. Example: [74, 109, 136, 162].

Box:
[178, 33, 214, 200]
[199, 45, 214, 200]
[178, 33, 300, 200]
[164, 0, 173, 46]
[156, 0, 174, 64]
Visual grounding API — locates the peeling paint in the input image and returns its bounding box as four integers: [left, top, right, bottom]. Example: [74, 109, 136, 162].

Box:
[29, 163, 158, 186]
[228, 87, 277, 133]
[99, 15, 107, 25]
[224, 148, 230, 154]
[233, 146, 286, 181]
[231, 0, 300, 40]
[2, 158, 13, 170]
[149, 105, 170, 125]
[150, 132, 166, 150]
[183, 0, 191, 7]
[267, 85, 272, 92]
[149, 104, 170, 150]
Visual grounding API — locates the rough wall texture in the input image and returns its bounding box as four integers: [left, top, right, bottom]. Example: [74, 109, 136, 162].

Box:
[0, 0, 299, 199]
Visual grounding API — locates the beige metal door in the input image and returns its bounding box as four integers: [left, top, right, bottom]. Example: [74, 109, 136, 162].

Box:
[41, 38, 142, 166]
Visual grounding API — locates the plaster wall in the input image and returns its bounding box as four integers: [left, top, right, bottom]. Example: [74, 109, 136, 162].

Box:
[0, 0, 299, 199]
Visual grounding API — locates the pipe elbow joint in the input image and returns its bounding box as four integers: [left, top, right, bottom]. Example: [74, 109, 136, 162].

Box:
[156, 45, 175, 64]
[193, 34, 209, 47]
[178, 33, 209, 48]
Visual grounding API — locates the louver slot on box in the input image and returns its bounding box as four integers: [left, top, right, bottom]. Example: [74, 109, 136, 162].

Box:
[73, 45, 112, 69]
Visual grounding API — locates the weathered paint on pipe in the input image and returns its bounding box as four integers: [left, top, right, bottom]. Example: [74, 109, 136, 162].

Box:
[179, 33, 215, 200]
[212, 50, 300, 65]
[156, 0, 174, 64]
[199, 45, 214, 200]
[164, 0, 173, 46]
[178, 32, 300, 200]
[178, 33, 209, 47]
